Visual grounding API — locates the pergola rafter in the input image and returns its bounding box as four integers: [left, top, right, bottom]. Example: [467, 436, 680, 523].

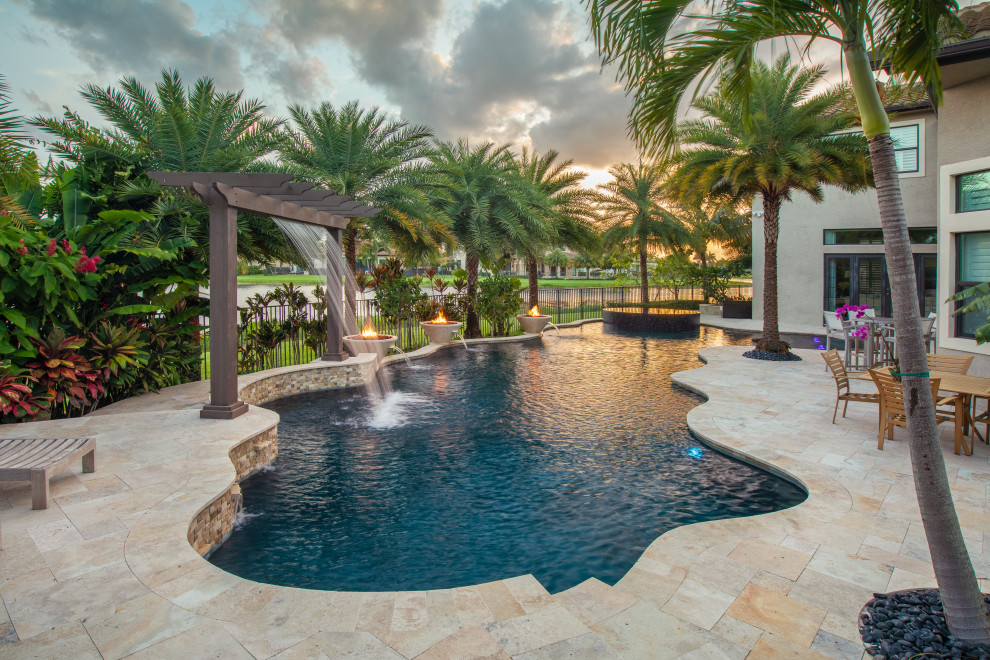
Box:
[148, 171, 381, 420]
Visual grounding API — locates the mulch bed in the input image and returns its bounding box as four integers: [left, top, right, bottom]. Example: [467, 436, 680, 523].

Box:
[742, 349, 802, 361]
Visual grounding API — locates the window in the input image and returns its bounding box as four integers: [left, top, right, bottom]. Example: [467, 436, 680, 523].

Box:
[823, 227, 936, 245]
[956, 232, 990, 338]
[956, 169, 990, 213]
[890, 124, 920, 174]
[846, 123, 920, 174]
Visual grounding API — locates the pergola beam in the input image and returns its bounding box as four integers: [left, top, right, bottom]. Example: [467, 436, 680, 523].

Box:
[214, 183, 351, 229]
[146, 171, 382, 420]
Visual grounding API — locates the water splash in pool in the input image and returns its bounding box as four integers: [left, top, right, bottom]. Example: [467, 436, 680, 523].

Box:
[365, 391, 432, 429]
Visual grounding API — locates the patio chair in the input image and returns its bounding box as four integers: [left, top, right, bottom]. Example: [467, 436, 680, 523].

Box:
[879, 317, 935, 361]
[927, 312, 937, 352]
[868, 370, 965, 452]
[822, 349, 879, 423]
[926, 352, 973, 374]
[823, 311, 853, 369]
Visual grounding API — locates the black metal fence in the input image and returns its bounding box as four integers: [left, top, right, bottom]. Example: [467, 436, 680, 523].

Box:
[201, 284, 752, 378]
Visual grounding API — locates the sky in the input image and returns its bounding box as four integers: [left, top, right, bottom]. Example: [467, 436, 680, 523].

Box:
[2, 0, 984, 189]
[1, 0, 638, 187]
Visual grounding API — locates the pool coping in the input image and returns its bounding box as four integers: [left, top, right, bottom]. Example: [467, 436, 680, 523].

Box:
[2, 332, 989, 658]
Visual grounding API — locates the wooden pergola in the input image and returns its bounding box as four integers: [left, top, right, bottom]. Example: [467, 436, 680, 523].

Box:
[148, 172, 380, 420]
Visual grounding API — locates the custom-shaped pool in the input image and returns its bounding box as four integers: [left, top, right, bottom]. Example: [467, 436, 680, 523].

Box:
[209, 324, 806, 593]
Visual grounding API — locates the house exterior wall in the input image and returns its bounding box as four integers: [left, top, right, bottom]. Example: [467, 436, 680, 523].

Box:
[753, 111, 938, 331]
[935, 74, 990, 375]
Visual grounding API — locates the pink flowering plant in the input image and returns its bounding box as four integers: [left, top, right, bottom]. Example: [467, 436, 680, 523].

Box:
[835, 304, 872, 339]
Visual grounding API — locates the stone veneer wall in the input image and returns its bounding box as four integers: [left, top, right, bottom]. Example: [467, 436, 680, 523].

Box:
[188, 361, 378, 557]
[229, 425, 278, 481]
[188, 482, 241, 557]
[240, 362, 375, 406]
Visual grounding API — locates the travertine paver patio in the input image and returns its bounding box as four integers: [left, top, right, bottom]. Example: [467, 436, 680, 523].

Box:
[1, 341, 989, 659]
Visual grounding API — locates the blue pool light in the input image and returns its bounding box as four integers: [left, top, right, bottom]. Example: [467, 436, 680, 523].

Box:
[686, 446, 704, 459]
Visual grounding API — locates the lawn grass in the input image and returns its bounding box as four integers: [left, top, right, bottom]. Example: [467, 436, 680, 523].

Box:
[237, 273, 753, 289]
[237, 273, 627, 288]
[237, 274, 327, 285]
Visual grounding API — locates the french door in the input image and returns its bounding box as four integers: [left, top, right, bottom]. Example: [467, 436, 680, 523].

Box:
[825, 254, 936, 317]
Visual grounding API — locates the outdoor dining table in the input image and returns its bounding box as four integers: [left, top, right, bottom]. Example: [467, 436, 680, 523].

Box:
[855, 368, 990, 455]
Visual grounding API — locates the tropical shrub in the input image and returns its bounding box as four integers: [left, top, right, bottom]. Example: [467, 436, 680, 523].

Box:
[371, 258, 427, 348]
[27, 329, 104, 417]
[476, 275, 523, 337]
[0, 361, 49, 422]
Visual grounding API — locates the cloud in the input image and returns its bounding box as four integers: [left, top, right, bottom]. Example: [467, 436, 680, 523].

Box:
[263, 0, 636, 168]
[18, 24, 49, 47]
[269, 0, 443, 51]
[24, 0, 245, 88]
[20, 89, 53, 115]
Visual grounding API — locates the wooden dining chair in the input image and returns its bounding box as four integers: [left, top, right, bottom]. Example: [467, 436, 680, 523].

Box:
[822, 349, 879, 423]
[868, 369, 967, 453]
[926, 353, 973, 374]
[881, 317, 936, 360]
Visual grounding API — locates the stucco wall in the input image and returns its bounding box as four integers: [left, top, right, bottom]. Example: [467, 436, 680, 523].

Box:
[937, 76, 990, 169]
[753, 111, 938, 329]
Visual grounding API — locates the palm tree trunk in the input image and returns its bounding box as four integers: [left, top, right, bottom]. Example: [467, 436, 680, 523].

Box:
[465, 252, 481, 338]
[758, 191, 783, 352]
[527, 255, 539, 309]
[700, 252, 710, 304]
[843, 33, 990, 641]
[639, 243, 649, 305]
[871, 133, 990, 641]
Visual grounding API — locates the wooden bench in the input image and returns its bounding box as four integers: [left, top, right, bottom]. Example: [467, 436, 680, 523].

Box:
[0, 438, 96, 509]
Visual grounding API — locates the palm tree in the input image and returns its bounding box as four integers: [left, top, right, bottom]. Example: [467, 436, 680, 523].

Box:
[573, 252, 599, 280]
[680, 203, 750, 271]
[0, 74, 39, 226]
[279, 101, 447, 276]
[544, 248, 571, 278]
[588, 0, 990, 641]
[429, 139, 551, 338]
[674, 57, 872, 350]
[514, 148, 600, 308]
[31, 69, 292, 264]
[598, 161, 688, 305]
[678, 202, 751, 303]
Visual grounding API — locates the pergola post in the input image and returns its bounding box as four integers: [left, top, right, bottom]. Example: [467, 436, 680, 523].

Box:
[200, 186, 249, 420]
[322, 228, 348, 361]
[147, 172, 379, 420]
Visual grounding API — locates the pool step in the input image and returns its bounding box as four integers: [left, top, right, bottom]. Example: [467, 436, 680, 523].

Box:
[553, 578, 639, 626]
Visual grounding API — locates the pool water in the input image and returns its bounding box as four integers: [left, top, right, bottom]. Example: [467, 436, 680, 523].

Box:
[209, 324, 806, 593]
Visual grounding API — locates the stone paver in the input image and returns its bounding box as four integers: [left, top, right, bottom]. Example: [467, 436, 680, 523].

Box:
[1, 341, 989, 658]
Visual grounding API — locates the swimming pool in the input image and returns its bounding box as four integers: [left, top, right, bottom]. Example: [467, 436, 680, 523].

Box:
[209, 324, 806, 593]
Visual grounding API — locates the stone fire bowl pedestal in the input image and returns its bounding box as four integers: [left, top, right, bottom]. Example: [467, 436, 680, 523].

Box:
[343, 334, 398, 359]
[420, 321, 462, 344]
[516, 314, 551, 335]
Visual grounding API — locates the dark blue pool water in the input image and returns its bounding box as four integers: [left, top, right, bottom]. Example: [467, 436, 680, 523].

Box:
[209, 324, 806, 593]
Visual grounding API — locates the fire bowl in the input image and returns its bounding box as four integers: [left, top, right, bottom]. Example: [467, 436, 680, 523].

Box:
[516, 314, 552, 335]
[343, 334, 398, 356]
[420, 321, 462, 344]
